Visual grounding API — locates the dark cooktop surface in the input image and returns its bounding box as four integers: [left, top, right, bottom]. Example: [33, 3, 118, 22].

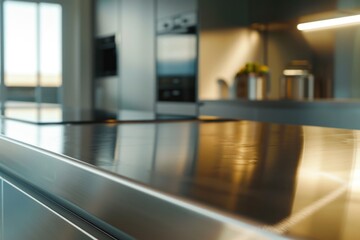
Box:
[0, 102, 196, 124]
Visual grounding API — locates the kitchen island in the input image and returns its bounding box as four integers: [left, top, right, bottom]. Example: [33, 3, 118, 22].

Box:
[0, 112, 359, 239]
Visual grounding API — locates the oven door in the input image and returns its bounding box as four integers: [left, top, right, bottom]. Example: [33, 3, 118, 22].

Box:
[157, 26, 197, 102]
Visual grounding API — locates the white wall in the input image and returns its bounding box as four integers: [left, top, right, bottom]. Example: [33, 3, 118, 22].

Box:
[199, 28, 262, 100]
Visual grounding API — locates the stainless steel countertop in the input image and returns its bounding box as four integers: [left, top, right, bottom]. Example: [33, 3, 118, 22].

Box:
[0, 117, 359, 239]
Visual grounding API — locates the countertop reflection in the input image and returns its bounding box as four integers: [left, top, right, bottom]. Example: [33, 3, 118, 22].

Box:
[0, 118, 359, 239]
[0, 102, 195, 124]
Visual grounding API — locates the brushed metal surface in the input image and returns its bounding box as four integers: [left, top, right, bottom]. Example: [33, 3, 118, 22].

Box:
[0, 171, 117, 240]
[1, 118, 360, 239]
[2, 179, 99, 240]
[0, 131, 286, 240]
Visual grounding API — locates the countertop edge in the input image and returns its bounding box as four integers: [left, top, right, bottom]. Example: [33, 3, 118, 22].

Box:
[0, 135, 288, 240]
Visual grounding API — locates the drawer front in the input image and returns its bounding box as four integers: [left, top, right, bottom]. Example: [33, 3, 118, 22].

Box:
[2, 180, 99, 240]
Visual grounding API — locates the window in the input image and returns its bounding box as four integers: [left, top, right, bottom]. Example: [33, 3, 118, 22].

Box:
[4, 1, 62, 87]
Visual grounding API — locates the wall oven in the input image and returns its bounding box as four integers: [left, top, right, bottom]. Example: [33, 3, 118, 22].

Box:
[156, 12, 197, 102]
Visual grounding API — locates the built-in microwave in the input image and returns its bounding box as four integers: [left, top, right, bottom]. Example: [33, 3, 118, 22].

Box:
[96, 35, 118, 77]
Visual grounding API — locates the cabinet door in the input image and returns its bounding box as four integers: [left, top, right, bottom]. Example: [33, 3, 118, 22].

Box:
[2, 181, 96, 240]
[199, 0, 249, 30]
[249, 0, 337, 23]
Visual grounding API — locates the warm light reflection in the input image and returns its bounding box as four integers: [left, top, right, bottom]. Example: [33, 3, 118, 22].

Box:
[298, 14, 360, 31]
[285, 126, 358, 239]
[195, 121, 303, 217]
[283, 69, 308, 76]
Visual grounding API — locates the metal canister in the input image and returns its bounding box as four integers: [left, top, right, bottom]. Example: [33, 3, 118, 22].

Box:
[280, 61, 314, 100]
[233, 73, 268, 100]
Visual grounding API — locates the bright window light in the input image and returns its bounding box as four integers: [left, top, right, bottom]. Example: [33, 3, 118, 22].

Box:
[4, 1, 37, 87]
[297, 14, 360, 31]
[40, 3, 62, 87]
[4, 1, 62, 87]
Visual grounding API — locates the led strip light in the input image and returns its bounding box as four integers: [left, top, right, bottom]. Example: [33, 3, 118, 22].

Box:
[297, 14, 360, 31]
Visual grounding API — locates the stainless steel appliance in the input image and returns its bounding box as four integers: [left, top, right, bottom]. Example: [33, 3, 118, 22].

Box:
[156, 12, 197, 103]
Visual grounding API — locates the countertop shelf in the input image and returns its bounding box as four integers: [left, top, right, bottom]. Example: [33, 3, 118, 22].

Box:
[200, 99, 360, 129]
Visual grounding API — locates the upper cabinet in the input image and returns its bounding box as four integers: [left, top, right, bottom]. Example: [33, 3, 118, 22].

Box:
[249, 0, 337, 23]
[199, 0, 250, 30]
[157, 0, 360, 30]
[198, 0, 341, 29]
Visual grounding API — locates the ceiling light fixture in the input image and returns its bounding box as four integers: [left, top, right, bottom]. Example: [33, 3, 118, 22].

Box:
[297, 14, 360, 31]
